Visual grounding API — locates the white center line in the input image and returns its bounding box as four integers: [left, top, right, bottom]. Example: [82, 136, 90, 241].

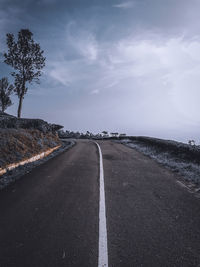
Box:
[94, 142, 109, 267]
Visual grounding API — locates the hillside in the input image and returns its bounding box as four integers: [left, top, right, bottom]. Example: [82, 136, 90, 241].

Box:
[0, 128, 61, 170]
[0, 112, 63, 176]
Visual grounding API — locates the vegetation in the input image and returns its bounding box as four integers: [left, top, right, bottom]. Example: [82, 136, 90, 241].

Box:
[58, 130, 126, 139]
[0, 77, 13, 112]
[4, 29, 45, 118]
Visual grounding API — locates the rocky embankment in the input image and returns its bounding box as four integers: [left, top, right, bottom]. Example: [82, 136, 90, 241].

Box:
[0, 128, 61, 171]
[0, 112, 73, 188]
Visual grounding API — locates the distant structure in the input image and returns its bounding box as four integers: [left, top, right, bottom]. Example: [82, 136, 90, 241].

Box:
[119, 133, 126, 137]
[188, 140, 195, 146]
[110, 132, 119, 137]
[102, 131, 109, 138]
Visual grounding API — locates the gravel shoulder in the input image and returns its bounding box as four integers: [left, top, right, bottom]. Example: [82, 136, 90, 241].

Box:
[119, 138, 200, 193]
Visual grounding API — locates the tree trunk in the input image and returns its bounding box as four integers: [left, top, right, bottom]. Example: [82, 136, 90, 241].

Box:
[17, 95, 23, 118]
[1, 103, 6, 113]
[18, 80, 25, 118]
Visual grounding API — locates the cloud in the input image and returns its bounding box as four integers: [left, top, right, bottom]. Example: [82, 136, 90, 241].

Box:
[66, 23, 98, 61]
[90, 89, 99, 94]
[106, 36, 200, 123]
[113, 1, 135, 9]
[0, 6, 23, 35]
[37, 0, 57, 4]
[45, 23, 100, 86]
[48, 64, 72, 86]
[50, 30, 200, 128]
[47, 29, 200, 115]
[40, 25, 200, 142]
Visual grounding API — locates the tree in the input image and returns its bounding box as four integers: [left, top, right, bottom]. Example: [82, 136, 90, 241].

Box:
[0, 77, 13, 112]
[4, 29, 45, 118]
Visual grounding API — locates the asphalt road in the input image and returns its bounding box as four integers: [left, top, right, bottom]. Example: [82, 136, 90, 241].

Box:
[0, 140, 200, 267]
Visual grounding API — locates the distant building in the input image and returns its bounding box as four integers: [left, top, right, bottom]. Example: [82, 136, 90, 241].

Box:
[110, 132, 119, 137]
[102, 131, 109, 138]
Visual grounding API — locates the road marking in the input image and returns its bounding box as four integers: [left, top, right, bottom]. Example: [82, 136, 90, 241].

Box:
[94, 142, 109, 267]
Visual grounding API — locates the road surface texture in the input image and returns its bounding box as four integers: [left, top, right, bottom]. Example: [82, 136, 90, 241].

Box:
[0, 140, 200, 267]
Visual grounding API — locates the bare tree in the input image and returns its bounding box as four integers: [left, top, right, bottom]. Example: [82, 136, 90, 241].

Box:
[0, 77, 13, 112]
[4, 29, 45, 118]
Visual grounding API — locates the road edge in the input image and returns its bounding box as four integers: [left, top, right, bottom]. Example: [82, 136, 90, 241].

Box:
[0, 140, 76, 190]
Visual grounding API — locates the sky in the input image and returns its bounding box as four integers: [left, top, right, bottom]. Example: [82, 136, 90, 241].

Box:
[0, 0, 200, 142]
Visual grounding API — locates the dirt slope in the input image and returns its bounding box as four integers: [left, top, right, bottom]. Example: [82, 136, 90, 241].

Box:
[0, 128, 61, 169]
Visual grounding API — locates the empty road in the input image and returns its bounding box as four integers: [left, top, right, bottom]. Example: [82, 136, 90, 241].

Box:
[0, 140, 200, 267]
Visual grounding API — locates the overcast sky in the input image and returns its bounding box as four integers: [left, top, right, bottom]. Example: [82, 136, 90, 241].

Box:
[1, 0, 200, 142]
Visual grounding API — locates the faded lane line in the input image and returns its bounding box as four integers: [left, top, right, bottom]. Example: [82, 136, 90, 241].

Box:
[94, 142, 109, 267]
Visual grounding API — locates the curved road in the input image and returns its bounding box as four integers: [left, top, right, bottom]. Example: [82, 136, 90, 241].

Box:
[0, 140, 200, 267]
